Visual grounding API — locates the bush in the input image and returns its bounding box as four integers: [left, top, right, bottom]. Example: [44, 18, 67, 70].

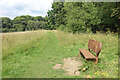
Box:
[2, 28, 9, 32]
[58, 25, 65, 31]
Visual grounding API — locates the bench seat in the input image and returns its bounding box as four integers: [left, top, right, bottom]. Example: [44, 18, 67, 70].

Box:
[79, 49, 96, 59]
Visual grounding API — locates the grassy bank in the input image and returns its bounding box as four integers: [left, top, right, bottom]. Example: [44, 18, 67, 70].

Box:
[2, 30, 118, 78]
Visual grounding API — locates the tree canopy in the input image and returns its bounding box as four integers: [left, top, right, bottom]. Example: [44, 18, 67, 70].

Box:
[1, 15, 47, 32]
[47, 2, 119, 33]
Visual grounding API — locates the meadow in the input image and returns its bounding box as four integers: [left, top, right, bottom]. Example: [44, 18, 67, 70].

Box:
[2, 30, 118, 78]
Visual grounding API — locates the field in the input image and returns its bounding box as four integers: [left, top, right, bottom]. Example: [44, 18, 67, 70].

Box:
[2, 30, 118, 78]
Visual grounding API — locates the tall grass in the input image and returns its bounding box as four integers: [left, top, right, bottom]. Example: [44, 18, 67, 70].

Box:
[56, 30, 118, 78]
[2, 30, 47, 58]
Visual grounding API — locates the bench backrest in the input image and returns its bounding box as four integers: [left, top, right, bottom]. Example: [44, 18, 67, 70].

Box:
[88, 39, 102, 54]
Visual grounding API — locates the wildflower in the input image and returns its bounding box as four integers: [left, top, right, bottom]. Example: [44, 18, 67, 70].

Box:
[95, 71, 100, 75]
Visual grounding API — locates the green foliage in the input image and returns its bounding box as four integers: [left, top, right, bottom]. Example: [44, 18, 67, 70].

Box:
[47, 2, 66, 30]
[110, 2, 120, 19]
[2, 17, 12, 28]
[47, 2, 119, 33]
[26, 20, 48, 30]
[2, 17, 12, 32]
[58, 25, 65, 30]
[2, 15, 48, 32]
[2, 28, 9, 32]
[33, 16, 45, 21]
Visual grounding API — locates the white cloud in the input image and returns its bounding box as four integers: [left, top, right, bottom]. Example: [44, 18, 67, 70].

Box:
[0, 0, 53, 19]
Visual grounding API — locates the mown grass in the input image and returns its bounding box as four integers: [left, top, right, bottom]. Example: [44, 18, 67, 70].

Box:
[2, 30, 118, 78]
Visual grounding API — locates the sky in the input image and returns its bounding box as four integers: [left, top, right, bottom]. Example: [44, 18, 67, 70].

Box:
[0, 0, 53, 19]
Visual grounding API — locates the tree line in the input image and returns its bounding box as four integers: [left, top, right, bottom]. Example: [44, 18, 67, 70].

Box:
[47, 2, 119, 33]
[1, 15, 49, 32]
[1, 2, 120, 33]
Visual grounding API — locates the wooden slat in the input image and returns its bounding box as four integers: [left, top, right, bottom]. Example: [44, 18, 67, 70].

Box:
[80, 49, 96, 59]
[88, 39, 102, 53]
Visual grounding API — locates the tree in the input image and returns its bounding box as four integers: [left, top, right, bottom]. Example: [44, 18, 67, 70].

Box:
[47, 2, 119, 33]
[2, 17, 12, 29]
[26, 20, 48, 30]
[95, 2, 119, 32]
[33, 16, 45, 21]
[64, 2, 102, 33]
[2, 15, 49, 32]
[2, 17, 12, 32]
[47, 2, 66, 30]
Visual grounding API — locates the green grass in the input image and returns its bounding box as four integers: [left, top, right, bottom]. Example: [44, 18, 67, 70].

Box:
[2, 30, 118, 78]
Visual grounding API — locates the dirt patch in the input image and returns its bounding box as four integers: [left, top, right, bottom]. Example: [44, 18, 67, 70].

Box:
[53, 64, 62, 70]
[53, 57, 83, 76]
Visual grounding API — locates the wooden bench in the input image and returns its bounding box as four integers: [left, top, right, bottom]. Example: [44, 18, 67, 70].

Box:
[79, 39, 102, 64]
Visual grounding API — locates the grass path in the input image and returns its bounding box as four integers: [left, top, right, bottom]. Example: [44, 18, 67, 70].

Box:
[3, 31, 76, 78]
[3, 31, 64, 78]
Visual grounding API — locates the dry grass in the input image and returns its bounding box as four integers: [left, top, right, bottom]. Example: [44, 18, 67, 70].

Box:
[2, 30, 48, 58]
[56, 31, 118, 55]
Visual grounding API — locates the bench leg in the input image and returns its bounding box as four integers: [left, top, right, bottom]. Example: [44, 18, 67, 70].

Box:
[93, 58, 98, 64]
[79, 51, 81, 57]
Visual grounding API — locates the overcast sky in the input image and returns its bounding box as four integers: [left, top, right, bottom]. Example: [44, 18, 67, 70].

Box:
[0, 0, 53, 19]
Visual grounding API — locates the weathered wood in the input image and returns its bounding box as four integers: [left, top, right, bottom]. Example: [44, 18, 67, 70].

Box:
[88, 39, 102, 54]
[79, 39, 102, 64]
[79, 49, 96, 59]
